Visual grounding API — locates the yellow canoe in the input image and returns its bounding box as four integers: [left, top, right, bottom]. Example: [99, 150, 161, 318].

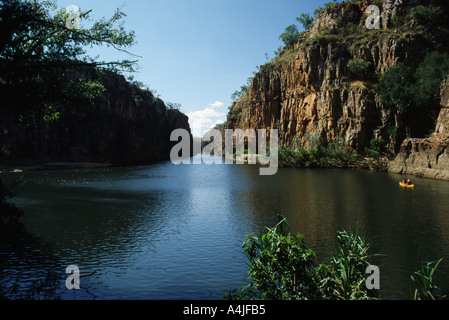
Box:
[399, 181, 415, 188]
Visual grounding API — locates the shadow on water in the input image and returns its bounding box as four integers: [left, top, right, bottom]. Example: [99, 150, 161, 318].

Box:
[1, 160, 449, 300]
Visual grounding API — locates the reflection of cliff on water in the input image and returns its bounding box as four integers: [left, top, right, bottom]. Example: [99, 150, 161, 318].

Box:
[2, 161, 449, 299]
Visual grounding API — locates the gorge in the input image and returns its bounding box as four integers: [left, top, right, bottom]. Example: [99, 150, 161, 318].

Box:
[2, 0, 449, 302]
[0, 68, 192, 169]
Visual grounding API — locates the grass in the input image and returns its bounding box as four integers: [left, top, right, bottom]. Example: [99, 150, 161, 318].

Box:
[411, 259, 448, 300]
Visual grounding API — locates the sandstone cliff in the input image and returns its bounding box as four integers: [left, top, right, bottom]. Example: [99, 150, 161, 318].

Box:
[224, 0, 449, 179]
[0, 69, 192, 167]
[389, 75, 449, 180]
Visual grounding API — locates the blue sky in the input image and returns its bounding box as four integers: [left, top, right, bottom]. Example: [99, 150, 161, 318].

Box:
[57, 0, 331, 137]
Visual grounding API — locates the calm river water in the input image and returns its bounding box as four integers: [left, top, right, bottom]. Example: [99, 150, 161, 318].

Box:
[1, 155, 449, 300]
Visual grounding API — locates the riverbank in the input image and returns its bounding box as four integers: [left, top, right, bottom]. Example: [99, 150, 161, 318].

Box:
[0, 162, 113, 174]
[2, 153, 448, 184]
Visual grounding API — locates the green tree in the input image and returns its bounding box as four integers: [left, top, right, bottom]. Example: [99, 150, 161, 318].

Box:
[379, 63, 415, 113]
[166, 102, 182, 111]
[0, 0, 137, 121]
[414, 51, 449, 108]
[0, 0, 138, 239]
[380, 52, 449, 113]
[231, 77, 253, 102]
[279, 24, 300, 47]
[314, 1, 339, 16]
[296, 13, 314, 31]
[347, 58, 371, 78]
[410, 5, 444, 27]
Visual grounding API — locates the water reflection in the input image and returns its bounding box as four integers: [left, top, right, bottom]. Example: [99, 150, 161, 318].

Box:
[1, 159, 449, 300]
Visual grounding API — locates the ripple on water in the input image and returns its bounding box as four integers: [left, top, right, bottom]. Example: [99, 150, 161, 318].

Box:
[2, 165, 449, 300]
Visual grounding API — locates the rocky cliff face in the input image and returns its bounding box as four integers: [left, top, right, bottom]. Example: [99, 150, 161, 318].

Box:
[389, 76, 449, 180]
[1, 69, 192, 166]
[224, 0, 449, 179]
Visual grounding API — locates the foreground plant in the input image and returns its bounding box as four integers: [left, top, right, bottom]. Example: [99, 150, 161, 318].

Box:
[316, 228, 379, 300]
[411, 259, 447, 300]
[224, 216, 380, 300]
[224, 216, 319, 300]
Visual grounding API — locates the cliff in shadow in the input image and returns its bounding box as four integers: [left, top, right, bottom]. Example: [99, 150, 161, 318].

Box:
[0, 68, 192, 168]
[223, 0, 449, 179]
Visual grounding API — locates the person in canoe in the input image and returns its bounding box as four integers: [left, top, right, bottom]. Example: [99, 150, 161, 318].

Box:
[400, 179, 414, 187]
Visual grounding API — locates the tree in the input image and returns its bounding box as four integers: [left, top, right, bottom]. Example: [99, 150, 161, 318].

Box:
[379, 63, 415, 113]
[166, 102, 182, 111]
[296, 13, 314, 31]
[0, 0, 139, 232]
[347, 58, 371, 77]
[0, 0, 137, 121]
[279, 24, 299, 48]
[314, 1, 339, 16]
[410, 5, 444, 27]
[380, 52, 449, 113]
[231, 77, 253, 102]
[414, 51, 449, 107]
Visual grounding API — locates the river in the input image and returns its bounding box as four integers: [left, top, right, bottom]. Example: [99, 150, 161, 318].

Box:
[1, 155, 449, 300]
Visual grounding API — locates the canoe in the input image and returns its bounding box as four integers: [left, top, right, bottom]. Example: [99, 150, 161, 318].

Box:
[399, 181, 414, 188]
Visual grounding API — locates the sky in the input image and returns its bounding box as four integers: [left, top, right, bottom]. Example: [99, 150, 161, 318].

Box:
[56, 0, 331, 137]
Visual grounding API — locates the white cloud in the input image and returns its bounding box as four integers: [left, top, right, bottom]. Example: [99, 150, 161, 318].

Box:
[208, 101, 224, 108]
[188, 105, 226, 138]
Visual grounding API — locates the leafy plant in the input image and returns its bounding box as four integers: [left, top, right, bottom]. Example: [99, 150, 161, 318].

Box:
[380, 51, 449, 115]
[231, 77, 253, 102]
[317, 228, 379, 300]
[414, 51, 449, 108]
[278, 135, 361, 169]
[379, 62, 415, 113]
[296, 13, 314, 31]
[411, 259, 447, 300]
[279, 24, 300, 48]
[8, 269, 62, 300]
[364, 137, 386, 158]
[0, 0, 137, 122]
[224, 215, 319, 300]
[314, 1, 339, 17]
[410, 5, 444, 27]
[166, 102, 182, 111]
[347, 58, 371, 77]
[225, 217, 380, 300]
